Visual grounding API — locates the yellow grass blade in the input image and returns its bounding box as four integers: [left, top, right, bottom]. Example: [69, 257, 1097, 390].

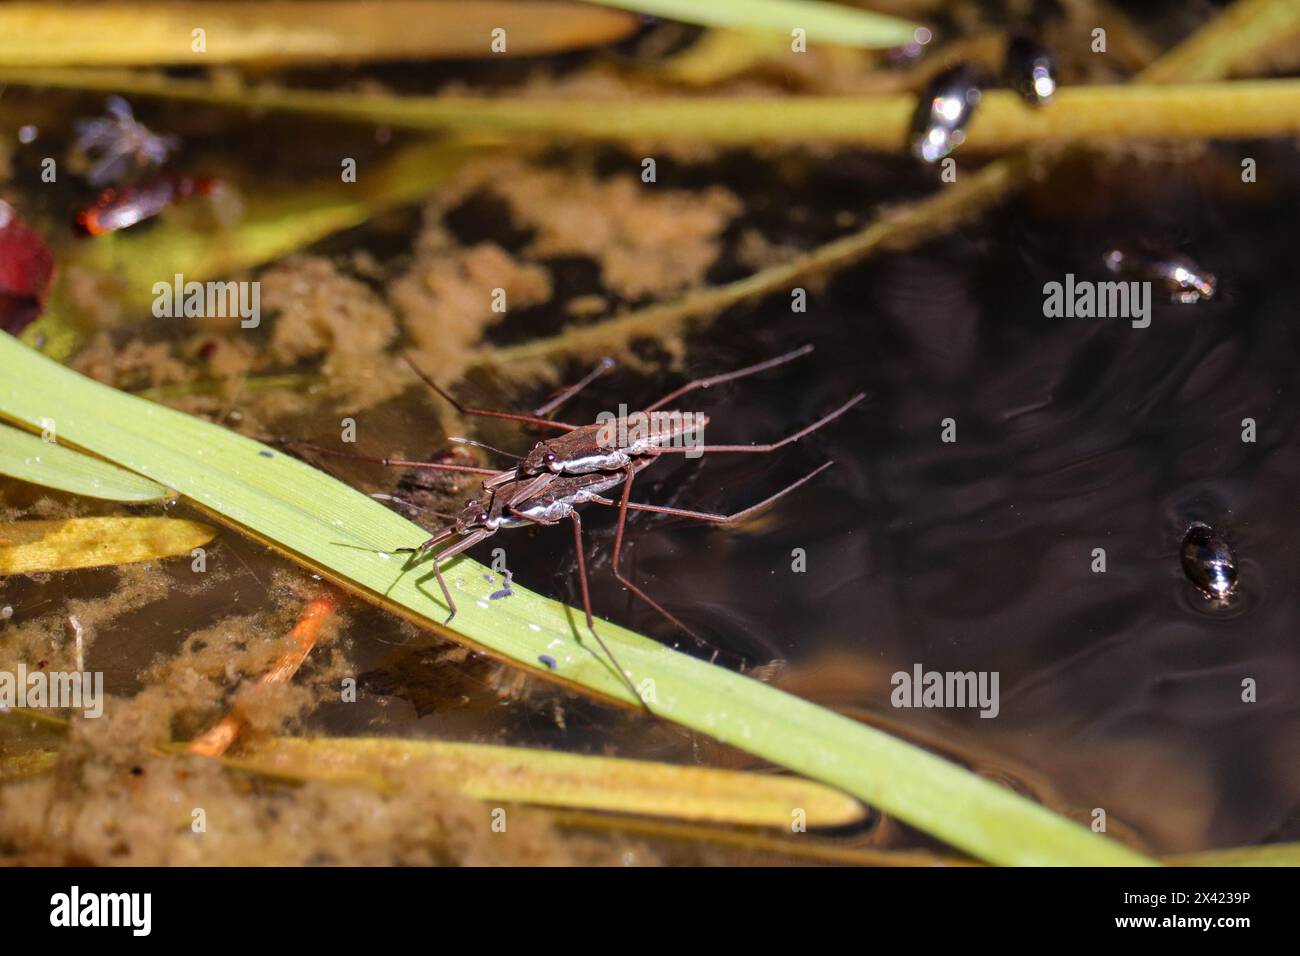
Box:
[224, 737, 867, 828]
[0, 516, 216, 574]
[0, 1, 638, 66]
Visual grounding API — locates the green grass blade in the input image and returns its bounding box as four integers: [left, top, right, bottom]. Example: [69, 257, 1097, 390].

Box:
[587, 0, 919, 48]
[0, 332, 1153, 865]
[0, 421, 170, 501]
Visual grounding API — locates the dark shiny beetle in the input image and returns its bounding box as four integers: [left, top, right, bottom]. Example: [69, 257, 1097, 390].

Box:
[909, 64, 982, 163]
[1180, 523, 1238, 601]
[1104, 247, 1217, 304]
[1007, 34, 1057, 106]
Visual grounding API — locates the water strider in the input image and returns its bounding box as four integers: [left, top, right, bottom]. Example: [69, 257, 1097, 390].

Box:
[290, 349, 863, 707]
[401, 344, 864, 479]
[387, 453, 832, 706]
[296, 346, 863, 499]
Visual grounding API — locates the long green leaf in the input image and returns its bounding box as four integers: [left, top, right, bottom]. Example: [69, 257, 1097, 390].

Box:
[0, 421, 170, 501]
[0, 332, 1152, 865]
[587, 0, 919, 48]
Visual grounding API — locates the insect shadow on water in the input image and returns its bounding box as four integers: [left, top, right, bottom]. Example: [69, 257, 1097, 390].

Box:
[289, 347, 865, 711]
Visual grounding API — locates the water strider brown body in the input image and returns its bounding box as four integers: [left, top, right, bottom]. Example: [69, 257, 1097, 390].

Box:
[400, 344, 863, 480]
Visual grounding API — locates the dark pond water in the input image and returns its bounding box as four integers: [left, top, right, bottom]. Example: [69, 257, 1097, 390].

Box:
[392, 141, 1300, 855]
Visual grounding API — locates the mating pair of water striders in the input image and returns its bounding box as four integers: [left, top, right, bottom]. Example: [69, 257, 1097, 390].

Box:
[295, 344, 1241, 707]
[295, 346, 865, 701]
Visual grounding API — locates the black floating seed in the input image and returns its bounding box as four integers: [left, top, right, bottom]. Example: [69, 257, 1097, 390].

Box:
[538, 654, 558, 670]
[909, 65, 982, 163]
[259, 450, 274, 458]
[1007, 35, 1057, 106]
[1103, 247, 1217, 303]
[1180, 523, 1238, 601]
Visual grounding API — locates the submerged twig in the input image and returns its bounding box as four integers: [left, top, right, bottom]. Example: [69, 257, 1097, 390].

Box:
[0, 1, 638, 66]
[187, 592, 339, 758]
[549, 809, 976, 866]
[474, 155, 1025, 370]
[3, 68, 1299, 148]
[1139, 0, 1300, 83]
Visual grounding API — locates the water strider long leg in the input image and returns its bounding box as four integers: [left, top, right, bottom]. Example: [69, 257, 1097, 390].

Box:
[652, 393, 866, 455]
[566, 511, 650, 712]
[641, 344, 814, 413]
[533, 357, 616, 417]
[370, 493, 457, 521]
[599, 462, 835, 664]
[396, 528, 492, 623]
[497, 503, 648, 710]
[283, 440, 505, 478]
[402, 352, 578, 431]
[591, 461, 835, 525]
[608, 465, 712, 650]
